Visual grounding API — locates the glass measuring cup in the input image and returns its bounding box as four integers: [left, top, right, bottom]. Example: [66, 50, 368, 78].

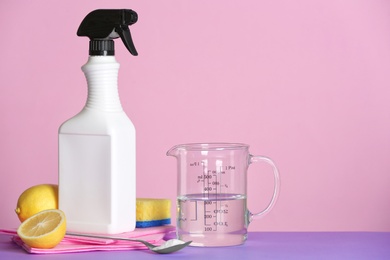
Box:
[167, 143, 280, 247]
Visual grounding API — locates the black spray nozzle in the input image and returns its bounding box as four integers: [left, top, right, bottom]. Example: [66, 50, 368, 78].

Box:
[77, 9, 138, 56]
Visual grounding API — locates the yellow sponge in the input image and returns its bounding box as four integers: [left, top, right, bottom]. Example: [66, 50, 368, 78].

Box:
[136, 198, 171, 228]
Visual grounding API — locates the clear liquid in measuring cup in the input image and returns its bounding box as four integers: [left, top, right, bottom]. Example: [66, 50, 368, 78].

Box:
[177, 193, 248, 247]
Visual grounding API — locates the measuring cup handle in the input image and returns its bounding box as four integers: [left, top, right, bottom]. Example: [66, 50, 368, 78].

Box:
[249, 155, 281, 222]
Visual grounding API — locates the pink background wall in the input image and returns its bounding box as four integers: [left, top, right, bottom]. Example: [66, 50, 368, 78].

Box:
[1, 0, 390, 231]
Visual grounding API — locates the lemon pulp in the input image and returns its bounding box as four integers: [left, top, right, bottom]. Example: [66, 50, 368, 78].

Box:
[17, 209, 66, 249]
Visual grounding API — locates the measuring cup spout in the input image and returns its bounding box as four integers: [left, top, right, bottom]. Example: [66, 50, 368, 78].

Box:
[166, 145, 180, 158]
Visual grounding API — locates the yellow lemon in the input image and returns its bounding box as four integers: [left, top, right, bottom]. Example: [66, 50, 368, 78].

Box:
[15, 184, 58, 222]
[17, 209, 66, 249]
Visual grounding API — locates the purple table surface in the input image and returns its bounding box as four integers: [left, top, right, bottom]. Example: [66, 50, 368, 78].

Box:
[1, 232, 390, 259]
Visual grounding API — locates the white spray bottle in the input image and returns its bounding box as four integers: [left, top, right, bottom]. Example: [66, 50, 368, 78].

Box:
[58, 9, 138, 234]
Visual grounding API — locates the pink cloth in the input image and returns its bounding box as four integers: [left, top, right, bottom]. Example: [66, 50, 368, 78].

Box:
[0, 226, 175, 254]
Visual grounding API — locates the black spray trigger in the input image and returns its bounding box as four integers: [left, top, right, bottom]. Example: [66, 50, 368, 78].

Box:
[77, 9, 139, 56]
[117, 25, 138, 56]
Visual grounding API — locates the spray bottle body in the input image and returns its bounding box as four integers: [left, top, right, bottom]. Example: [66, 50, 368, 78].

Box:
[59, 56, 136, 234]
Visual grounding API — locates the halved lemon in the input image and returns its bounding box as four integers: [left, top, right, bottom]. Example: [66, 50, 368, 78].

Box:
[17, 209, 66, 249]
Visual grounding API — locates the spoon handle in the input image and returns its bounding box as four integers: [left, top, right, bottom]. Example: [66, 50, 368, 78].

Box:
[66, 232, 156, 248]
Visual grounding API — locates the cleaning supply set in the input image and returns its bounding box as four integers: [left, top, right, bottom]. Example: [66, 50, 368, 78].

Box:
[57, 8, 280, 251]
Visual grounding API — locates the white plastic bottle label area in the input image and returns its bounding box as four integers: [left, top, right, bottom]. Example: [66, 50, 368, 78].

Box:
[59, 134, 112, 227]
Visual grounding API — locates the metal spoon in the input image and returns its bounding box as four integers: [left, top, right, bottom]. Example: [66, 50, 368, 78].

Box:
[66, 232, 192, 254]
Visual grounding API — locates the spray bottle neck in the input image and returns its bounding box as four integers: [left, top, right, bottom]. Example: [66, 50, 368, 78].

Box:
[89, 40, 115, 56]
[82, 56, 123, 112]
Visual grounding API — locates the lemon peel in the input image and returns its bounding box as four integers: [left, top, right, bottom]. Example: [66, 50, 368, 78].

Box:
[15, 184, 58, 222]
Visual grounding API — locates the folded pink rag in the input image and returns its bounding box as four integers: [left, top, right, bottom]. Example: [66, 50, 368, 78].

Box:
[0, 226, 175, 254]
